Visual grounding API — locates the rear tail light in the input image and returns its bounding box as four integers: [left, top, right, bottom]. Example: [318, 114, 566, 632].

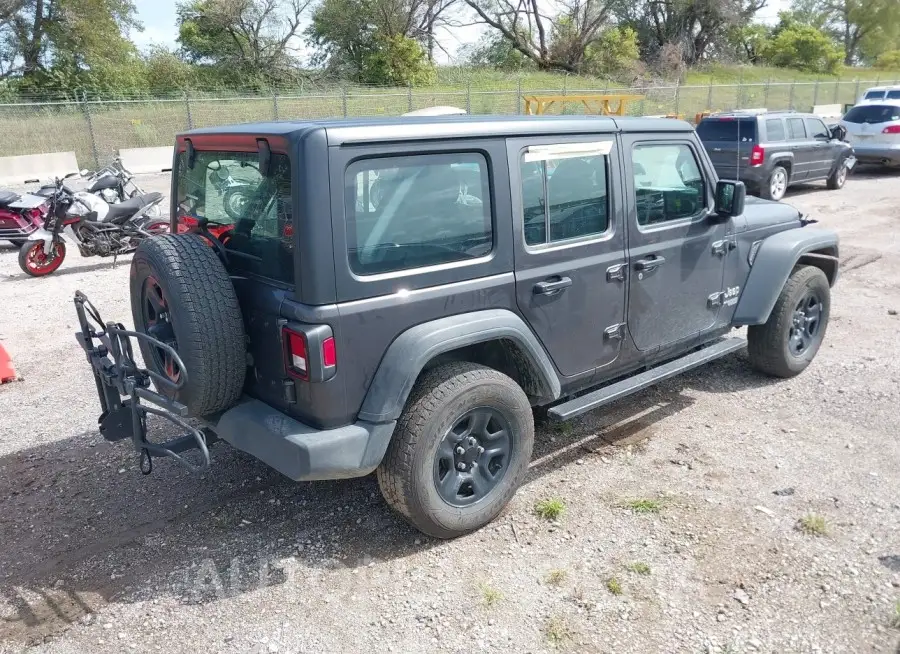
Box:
[882, 125, 900, 134]
[283, 328, 308, 379]
[750, 145, 765, 166]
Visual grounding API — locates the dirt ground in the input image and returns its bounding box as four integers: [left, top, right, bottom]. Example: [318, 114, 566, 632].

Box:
[0, 169, 899, 654]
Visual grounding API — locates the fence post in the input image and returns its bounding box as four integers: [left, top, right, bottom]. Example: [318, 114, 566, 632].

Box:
[763, 78, 770, 108]
[184, 91, 193, 129]
[673, 82, 681, 116]
[706, 81, 713, 111]
[854, 78, 860, 103]
[562, 74, 568, 96]
[81, 91, 100, 169]
[832, 80, 839, 103]
[273, 92, 279, 120]
[342, 87, 348, 118]
[517, 77, 522, 115]
[466, 81, 471, 114]
[789, 81, 795, 110]
[407, 83, 413, 112]
[812, 79, 820, 108]
[737, 70, 744, 109]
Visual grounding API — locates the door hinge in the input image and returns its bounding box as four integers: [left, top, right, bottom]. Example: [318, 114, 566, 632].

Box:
[604, 323, 625, 340]
[606, 263, 626, 282]
[707, 291, 725, 308]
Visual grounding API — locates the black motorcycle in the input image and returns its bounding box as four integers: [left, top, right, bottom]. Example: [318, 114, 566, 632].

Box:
[19, 173, 168, 277]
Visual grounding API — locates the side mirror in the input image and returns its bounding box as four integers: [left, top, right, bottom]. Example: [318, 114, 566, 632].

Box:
[715, 180, 746, 217]
[830, 124, 847, 141]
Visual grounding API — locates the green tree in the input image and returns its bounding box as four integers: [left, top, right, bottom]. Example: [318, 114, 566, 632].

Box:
[763, 16, 842, 73]
[464, 31, 534, 70]
[582, 26, 640, 77]
[360, 34, 434, 85]
[874, 49, 900, 69]
[787, 0, 900, 65]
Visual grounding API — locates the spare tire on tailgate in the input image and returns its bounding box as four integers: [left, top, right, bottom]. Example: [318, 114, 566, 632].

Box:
[130, 234, 246, 416]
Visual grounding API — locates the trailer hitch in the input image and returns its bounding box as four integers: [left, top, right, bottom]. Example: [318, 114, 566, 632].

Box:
[74, 291, 216, 474]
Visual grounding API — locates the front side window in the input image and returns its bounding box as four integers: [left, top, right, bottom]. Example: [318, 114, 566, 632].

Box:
[632, 144, 706, 226]
[345, 153, 492, 276]
[805, 117, 830, 139]
[520, 148, 610, 247]
[176, 150, 293, 284]
[787, 118, 807, 140]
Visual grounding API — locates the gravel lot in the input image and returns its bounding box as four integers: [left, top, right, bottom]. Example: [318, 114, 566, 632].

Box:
[1, 169, 899, 654]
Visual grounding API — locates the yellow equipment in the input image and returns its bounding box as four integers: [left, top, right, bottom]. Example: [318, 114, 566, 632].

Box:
[523, 94, 645, 117]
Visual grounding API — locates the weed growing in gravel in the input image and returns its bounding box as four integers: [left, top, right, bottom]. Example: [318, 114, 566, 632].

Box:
[544, 615, 572, 646]
[796, 514, 828, 537]
[554, 421, 573, 436]
[625, 498, 662, 514]
[625, 562, 651, 576]
[545, 569, 568, 586]
[480, 584, 503, 607]
[606, 577, 623, 595]
[889, 601, 900, 629]
[535, 498, 566, 520]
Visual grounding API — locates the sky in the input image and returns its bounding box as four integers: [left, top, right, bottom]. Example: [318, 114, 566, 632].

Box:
[130, 0, 787, 66]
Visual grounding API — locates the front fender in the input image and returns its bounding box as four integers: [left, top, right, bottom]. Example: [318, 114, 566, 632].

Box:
[28, 226, 77, 254]
[357, 309, 561, 424]
[732, 227, 839, 326]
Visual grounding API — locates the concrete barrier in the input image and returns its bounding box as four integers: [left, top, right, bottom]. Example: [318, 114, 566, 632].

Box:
[119, 146, 175, 174]
[0, 152, 79, 185]
[813, 104, 843, 119]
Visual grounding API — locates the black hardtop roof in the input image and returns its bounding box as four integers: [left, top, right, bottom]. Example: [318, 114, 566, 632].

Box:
[180, 114, 694, 146]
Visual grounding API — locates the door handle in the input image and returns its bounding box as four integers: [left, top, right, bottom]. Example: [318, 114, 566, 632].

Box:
[533, 276, 572, 295]
[634, 256, 666, 272]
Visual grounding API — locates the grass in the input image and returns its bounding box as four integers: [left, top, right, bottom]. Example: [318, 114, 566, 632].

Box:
[534, 498, 566, 521]
[543, 615, 572, 646]
[624, 498, 663, 514]
[796, 514, 829, 537]
[606, 577, 623, 595]
[480, 584, 503, 607]
[625, 562, 652, 576]
[545, 569, 568, 586]
[5, 63, 900, 168]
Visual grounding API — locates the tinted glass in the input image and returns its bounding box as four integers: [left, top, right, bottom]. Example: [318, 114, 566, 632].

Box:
[176, 151, 293, 284]
[864, 90, 886, 100]
[521, 154, 609, 246]
[345, 153, 492, 275]
[787, 118, 807, 139]
[805, 117, 830, 139]
[843, 104, 900, 123]
[765, 119, 786, 141]
[887, 90, 900, 99]
[696, 119, 757, 142]
[632, 144, 706, 226]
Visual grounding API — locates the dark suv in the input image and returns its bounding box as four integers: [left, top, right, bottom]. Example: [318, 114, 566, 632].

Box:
[697, 111, 855, 201]
[73, 115, 839, 538]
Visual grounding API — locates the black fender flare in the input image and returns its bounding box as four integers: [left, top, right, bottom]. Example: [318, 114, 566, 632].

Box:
[357, 309, 561, 423]
[732, 227, 839, 326]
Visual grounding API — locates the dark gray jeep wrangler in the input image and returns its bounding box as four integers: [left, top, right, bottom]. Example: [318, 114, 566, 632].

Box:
[75, 115, 839, 538]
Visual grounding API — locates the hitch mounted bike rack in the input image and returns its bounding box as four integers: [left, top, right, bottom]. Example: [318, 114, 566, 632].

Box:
[74, 290, 216, 474]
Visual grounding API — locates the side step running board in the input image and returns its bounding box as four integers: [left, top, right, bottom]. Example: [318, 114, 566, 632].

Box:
[548, 337, 747, 422]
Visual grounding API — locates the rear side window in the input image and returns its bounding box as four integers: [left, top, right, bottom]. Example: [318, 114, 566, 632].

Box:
[176, 151, 293, 284]
[345, 153, 492, 276]
[843, 104, 900, 123]
[805, 117, 830, 139]
[787, 118, 807, 139]
[520, 147, 610, 246]
[864, 90, 885, 100]
[765, 119, 786, 141]
[696, 119, 757, 142]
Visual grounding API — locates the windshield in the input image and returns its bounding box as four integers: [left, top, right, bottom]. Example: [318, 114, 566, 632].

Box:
[176, 150, 293, 284]
[843, 104, 900, 124]
[696, 119, 757, 142]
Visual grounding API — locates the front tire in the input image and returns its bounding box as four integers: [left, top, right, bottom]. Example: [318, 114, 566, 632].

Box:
[18, 241, 66, 277]
[761, 165, 789, 201]
[826, 161, 848, 190]
[377, 362, 534, 539]
[747, 265, 830, 378]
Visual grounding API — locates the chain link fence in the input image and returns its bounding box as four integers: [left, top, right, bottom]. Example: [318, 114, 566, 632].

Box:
[0, 77, 894, 169]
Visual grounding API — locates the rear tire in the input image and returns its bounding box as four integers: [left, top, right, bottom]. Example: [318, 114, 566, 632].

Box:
[130, 234, 246, 416]
[747, 265, 830, 378]
[760, 165, 788, 201]
[377, 362, 534, 539]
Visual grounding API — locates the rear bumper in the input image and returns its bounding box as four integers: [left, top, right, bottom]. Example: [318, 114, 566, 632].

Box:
[851, 145, 900, 165]
[212, 398, 396, 481]
[715, 165, 767, 187]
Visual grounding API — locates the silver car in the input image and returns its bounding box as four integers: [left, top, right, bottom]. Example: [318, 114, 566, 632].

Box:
[840, 101, 900, 167]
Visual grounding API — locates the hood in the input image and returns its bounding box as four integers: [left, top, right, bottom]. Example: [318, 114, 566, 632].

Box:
[737, 196, 802, 232]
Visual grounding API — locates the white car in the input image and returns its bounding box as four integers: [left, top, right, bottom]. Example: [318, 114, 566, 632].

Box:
[840, 100, 900, 167]
[858, 85, 900, 103]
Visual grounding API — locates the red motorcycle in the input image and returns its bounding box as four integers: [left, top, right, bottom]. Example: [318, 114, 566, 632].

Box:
[0, 189, 47, 247]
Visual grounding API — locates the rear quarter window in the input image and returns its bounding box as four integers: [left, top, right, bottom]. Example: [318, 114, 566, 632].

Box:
[844, 104, 900, 123]
[696, 119, 757, 142]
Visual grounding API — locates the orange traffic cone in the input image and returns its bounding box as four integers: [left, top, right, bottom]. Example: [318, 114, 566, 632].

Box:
[0, 342, 18, 384]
